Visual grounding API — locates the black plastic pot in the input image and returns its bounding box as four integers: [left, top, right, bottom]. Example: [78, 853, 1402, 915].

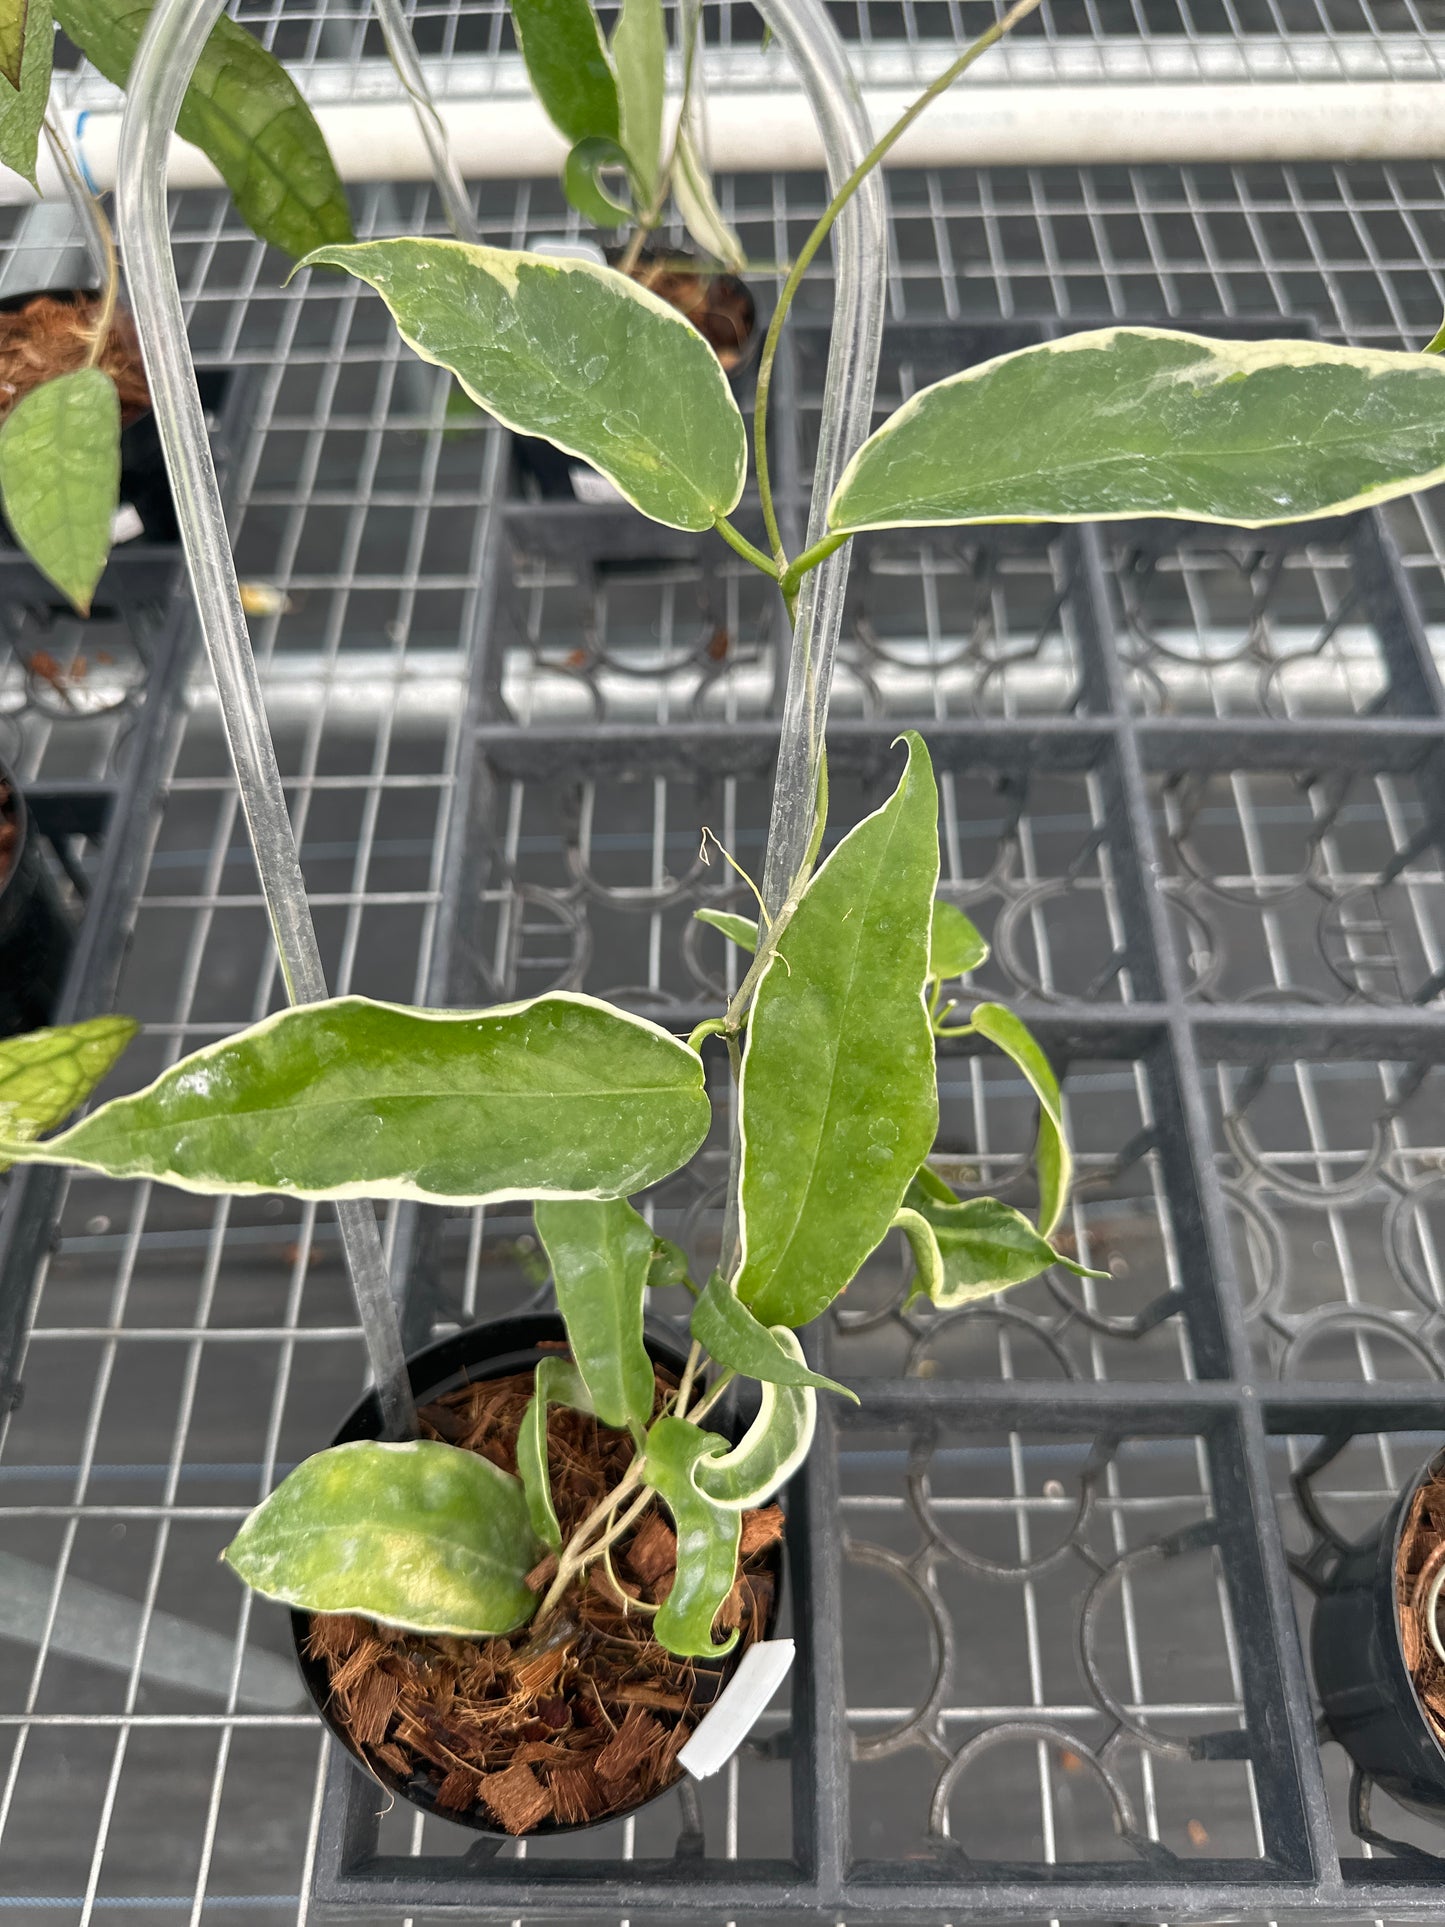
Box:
[292, 1310, 782, 1837]
[0, 758, 73, 1036]
[0, 289, 229, 612]
[1311, 1443, 1445, 1818]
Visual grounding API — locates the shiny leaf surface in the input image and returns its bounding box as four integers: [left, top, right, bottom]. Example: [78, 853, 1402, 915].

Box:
[0, 1016, 137, 1175]
[929, 901, 987, 981]
[694, 1331, 815, 1508]
[640, 1415, 739, 1658]
[1, 994, 710, 1203]
[57, 0, 352, 258]
[900, 1178, 1103, 1309]
[511, 0, 618, 145]
[830, 330, 1445, 534]
[223, 1440, 540, 1635]
[691, 1271, 855, 1399]
[533, 1195, 656, 1431]
[302, 240, 746, 532]
[610, 0, 664, 204]
[0, 368, 119, 614]
[734, 732, 940, 1328]
[517, 1355, 593, 1551]
[970, 1002, 1069, 1237]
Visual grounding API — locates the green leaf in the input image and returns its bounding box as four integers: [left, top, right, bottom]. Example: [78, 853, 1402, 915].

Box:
[694, 907, 759, 953]
[55, 0, 352, 259]
[640, 1414, 740, 1658]
[733, 733, 940, 1329]
[610, 0, 664, 207]
[929, 901, 987, 981]
[970, 1003, 1069, 1239]
[647, 1233, 692, 1291]
[828, 329, 1445, 535]
[691, 1271, 856, 1400]
[900, 1181, 1104, 1309]
[300, 240, 747, 533]
[517, 1355, 593, 1552]
[223, 1439, 541, 1636]
[0, 0, 48, 188]
[563, 135, 634, 227]
[533, 1195, 656, 1431]
[511, 0, 618, 146]
[0, 1016, 138, 1175]
[0, 993, 710, 1203]
[694, 1330, 814, 1508]
[0, 0, 28, 90]
[0, 369, 119, 615]
[893, 1206, 946, 1304]
[673, 126, 746, 270]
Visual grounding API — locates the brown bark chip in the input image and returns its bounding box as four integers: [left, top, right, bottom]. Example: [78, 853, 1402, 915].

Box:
[308, 1364, 780, 1833]
[0, 294, 150, 421]
[478, 1763, 553, 1834]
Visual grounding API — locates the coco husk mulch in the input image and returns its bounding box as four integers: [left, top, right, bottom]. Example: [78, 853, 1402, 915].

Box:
[0, 293, 150, 424]
[305, 1362, 783, 1834]
[1396, 1465, 1445, 1748]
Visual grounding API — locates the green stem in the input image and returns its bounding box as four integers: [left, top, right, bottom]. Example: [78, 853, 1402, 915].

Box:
[1426, 322, 1445, 356]
[687, 1017, 729, 1053]
[779, 530, 850, 599]
[933, 1020, 976, 1039]
[751, 0, 1042, 570]
[713, 514, 781, 579]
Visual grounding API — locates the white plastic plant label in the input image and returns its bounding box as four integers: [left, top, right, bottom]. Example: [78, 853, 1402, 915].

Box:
[678, 1638, 796, 1781]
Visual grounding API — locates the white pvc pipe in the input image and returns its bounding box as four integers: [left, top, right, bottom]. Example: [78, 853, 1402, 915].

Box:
[8, 77, 1445, 206]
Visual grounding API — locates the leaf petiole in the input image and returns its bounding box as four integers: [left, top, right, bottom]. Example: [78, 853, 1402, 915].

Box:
[713, 514, 781, 579]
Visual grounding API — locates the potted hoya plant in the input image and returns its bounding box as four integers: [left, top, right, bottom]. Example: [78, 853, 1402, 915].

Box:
[0, 0, 351, 614]
[13, 0, 1445, 1843]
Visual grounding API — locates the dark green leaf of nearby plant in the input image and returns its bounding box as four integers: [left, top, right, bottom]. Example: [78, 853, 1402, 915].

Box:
[610, 0, 664, 206]
[534, 1195, 656, 1432]
[970, 1002, 1069, 1238]
[0, 368, 119, 615]
[0, 0, 28, 90]
[511, 0, 618, 146]
[0, 1016, 138, 1175]
[56, 0, 352, 258]
[0, 994, 710, 1202]
[0, 0, 48, 187]
[929, 901, 987, 981]
[691, 1271, 856, 1399]
[693, 1332, 814, 1508]
[640, 1414, 740, 1658]
[301, 240, 747, 532]
[829, 329, 1445, 535]
[733, 732, 940, 1328]
[517, 1355, 593, 1551]
[223, 1439, 541, 1635]
[694, 907, 758, 952]
[563, 135, 634, 227]
[900, 1179, 1103, 1309]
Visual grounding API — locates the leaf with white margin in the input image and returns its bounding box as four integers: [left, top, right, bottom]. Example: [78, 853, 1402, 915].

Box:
[534, 1195, 656, 1432]
[516, 1356, 594, 1552]
[0, 994, 710, 1204]
[610, 0, 664, 205]
[733, 732, 940, 1329]
[673, 125, 747, 271]
[693, 1329, 815, 1509]
[691, 1270, 856, 1401]
[640, 1414, 740, 1659]
[970, 1002, 1069, 1238]
[898, 1182, 1104, 1310]
[223, 1439, 540, 1635]
[299, 241, 747, 533]
[0, 1016, 137, 1175]
[829, 330, 1445, 535]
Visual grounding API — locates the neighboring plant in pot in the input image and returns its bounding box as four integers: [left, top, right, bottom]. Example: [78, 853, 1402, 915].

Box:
[0, 0, 352, 612]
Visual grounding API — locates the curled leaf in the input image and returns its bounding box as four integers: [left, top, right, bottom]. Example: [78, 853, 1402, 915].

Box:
[534, 1195, 656, 1432]
[693, 1330, 815, 1509]
[640, 1414, 740, 1659]
[970, 1003, 1069, 1238]
[517, 1356, 594, 1552]
[691, 1271, 856, 1400]
[564, 135, 634, 228]
[900, 1179, 1104, 1309]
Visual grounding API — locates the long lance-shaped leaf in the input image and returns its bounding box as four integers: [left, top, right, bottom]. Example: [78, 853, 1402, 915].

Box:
[829, 330, 1445, 536]
[673, 125, 746, 271]
[930, 901, 987, 981]
[0, 0, 47, 187]
[533, 1195, 656, 1432]
[300, 241, 746, 533]
[0, 994, 710, 1203]
[517, 1356, 594, 1552]
[694, 1331, 814, 1509]
[223, 1440, 541, 1636]
[56, 0, 352, 260]
[511, 0, 618, 146]
[0, 1017, 138, 1176]
[0, 0, 28, 91]
[610, 0, 664, 206]
[691, 1271, 856, 1401]
[640, 1415, 740, 1659]
[0, 368, 120, 615]
[970, 1003, 1068, 1238]
[733, 732, 940, 1329]
[899, 1176, 1105, 1310]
